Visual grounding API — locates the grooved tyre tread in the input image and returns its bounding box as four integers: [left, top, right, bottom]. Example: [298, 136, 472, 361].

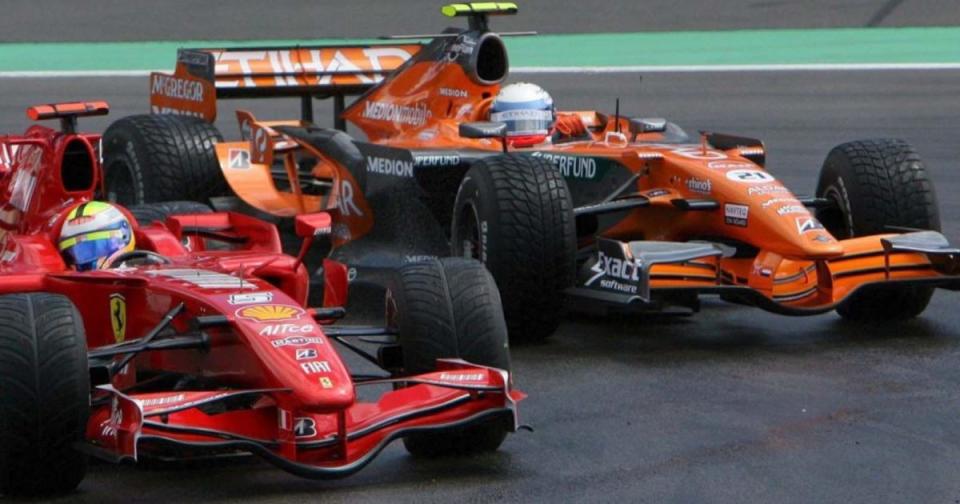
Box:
[0, 293, 89, 496]
[816, 139, 940, 321]
[103, 114, 226, 205]
[389, 258, 511, 457]
[127, 201, 213, 227]
[452, 155, 576, 342]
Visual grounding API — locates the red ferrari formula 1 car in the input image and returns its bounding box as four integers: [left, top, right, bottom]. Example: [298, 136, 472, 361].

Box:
[0, 102, 521, 496]
[103, 2, 960, 342]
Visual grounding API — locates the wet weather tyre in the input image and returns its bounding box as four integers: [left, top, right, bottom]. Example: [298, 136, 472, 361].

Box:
[0, 293, 89, 496]
[102, 114, 226, 206]
[389, 258, 511, 457]
[127, 200, 213, 226]
[816, 138, 940, 321]
[451, 154, 576, 342]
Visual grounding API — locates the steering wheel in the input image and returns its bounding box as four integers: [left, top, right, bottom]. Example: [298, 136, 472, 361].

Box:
[105, 250, 172, 269]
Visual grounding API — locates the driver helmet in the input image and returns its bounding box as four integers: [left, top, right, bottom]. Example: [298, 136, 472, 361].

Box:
[489, 82, 555, 147]
[58, 201, 134, 271]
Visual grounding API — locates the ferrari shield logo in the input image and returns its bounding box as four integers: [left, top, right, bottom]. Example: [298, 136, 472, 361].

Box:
[110, 293, 127, 343]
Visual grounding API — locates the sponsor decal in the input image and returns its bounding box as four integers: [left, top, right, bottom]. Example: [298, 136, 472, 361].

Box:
[418, 129, 438, 141]
[319, 377, 334, 389]
[236, 304, 305, 322]
[296, 349, 317, 360]
[109, 293, 127, 343]
[228, 292, 274, 305]
[670, 146, 727, 160]
[685, 177, 712, 195]
[259, 324, 314, 337]
[362, 101, 431, 126]
[151, 105, 205, 118]
[439, 372, 485, 382]
[332, 223, 352, 241]
[644, 188, 670, 198]
[151, 74, 204, 102]
[213, 47, 414, 88]
[336, 179, 362, 217]
[366, 156, 413, 177]
[761, 197, 800, 208]
[586, 251, 643, 295]
[796, 217, 825, 234]
[300, 361, 332, 374]
[811, 233, 833, 243]
[776, 205, 807, 216]
[724, 203, 749, 227]
[726, 169, 775, 184]
[294, 417, 317, 438]
[439, 87, 468, 98]
[404, 254, 436, 263]
[9, 159, 38, 212]
[139, 394, 186, 407]
[250, 126, 271, 164]
[228, 148, 250, 169]
[531, 152, 598, 179]
[413, 154, 461, 167]
[271, 335, 325, 348]
[146, 269, 257, 289]
[753, 264, 773, 277]
[748, 184, 790, 196]
[445, 34, 477, 61]
[708, 160, 755, 170]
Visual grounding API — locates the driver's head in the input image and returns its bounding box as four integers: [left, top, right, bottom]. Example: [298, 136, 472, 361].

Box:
[489, 82, 554, 147]
[58, 201, 134, 271]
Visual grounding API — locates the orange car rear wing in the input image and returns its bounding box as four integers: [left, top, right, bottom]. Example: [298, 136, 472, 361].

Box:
[150, 44, 423, 125]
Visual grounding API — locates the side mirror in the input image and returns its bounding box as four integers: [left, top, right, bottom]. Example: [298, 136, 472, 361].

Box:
[292, 212, 333, 273]
[294, 212, 333, 239]
[459, 121, 507, 139]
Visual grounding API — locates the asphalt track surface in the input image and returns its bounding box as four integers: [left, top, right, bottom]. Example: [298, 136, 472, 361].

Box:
[2, 0, 959, 41]
[4, 2, 960, 503]
[0, 68, 957, 503]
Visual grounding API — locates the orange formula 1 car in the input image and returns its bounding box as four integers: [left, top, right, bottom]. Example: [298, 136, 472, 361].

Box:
[104, 3, 960, 342]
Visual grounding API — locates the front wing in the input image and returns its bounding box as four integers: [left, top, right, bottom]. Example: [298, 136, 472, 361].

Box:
[82, 359, 522, 478]
[568, 231, 960, 315]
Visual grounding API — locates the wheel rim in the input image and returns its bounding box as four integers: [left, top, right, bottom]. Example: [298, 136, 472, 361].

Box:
[104, 160, 138, 206]
[455, 203, 482, 261]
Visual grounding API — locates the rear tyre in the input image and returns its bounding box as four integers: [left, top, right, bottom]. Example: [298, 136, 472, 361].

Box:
[451, 154, 576, 342]
[816, 139, 940, 321]
[388, 258, 511, 457]
[0, 293, 89, 496]
[127, 200, 213, 226]
[102, 114, 226, 205]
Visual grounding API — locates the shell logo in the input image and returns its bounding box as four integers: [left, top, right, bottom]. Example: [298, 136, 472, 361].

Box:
[236, 304, 305, 322]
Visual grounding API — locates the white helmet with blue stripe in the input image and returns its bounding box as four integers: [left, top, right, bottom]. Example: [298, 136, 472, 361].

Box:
[490, 83, 555, 140]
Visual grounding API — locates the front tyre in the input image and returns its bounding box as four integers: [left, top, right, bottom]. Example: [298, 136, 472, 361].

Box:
[388, 258, 511, 457]
[451, 154, 576, 342]
[816, 138, 940, 320]
[0, 293, 89, 496]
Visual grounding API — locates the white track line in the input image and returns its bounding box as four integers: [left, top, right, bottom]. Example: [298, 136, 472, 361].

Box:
[0, 63, 958, 78]
[512, 63, 960, 73]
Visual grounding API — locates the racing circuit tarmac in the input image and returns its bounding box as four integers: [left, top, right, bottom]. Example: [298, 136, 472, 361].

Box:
[3, 68, 958, 504]
[3, 0, 960, 501]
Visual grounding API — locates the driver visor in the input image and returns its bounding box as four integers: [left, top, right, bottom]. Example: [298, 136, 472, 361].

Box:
[59, 229, 128, 270]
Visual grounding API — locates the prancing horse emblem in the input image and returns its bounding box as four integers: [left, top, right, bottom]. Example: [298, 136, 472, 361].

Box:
[110, 293, 126, 343]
